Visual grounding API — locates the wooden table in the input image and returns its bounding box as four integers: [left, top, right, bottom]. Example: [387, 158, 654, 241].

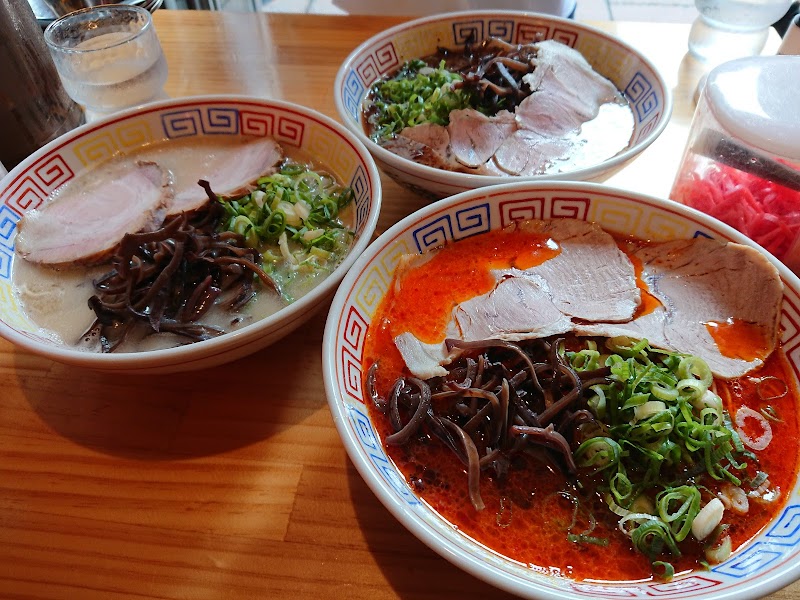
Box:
[0, 10, 794, 600]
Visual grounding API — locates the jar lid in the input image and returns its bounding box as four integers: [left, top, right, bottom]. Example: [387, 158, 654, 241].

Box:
[706, 55, 800, 160]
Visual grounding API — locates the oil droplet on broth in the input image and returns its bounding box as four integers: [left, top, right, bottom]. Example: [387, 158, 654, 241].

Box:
[705, 318, 771, 361]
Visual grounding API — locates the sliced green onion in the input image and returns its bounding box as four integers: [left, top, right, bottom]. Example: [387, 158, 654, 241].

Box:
[677, 356, 713, 388]
[652, 561, 675, 580]
[757, 376, 788, 402]
[574, 437, 621, 473]
[569, 337, 757, 569]
[657, 486, 701, 542]
[607, 336, 649, 359]
[217, 159, 355, 292]
[367, 59, 474, 141]
[749, 470, 769, 489]
[760, 405, 783, 422]
[631, 517, 681, 559]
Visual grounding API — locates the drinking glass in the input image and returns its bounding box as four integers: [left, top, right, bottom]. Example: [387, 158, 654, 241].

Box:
[44, 5, 168, 121]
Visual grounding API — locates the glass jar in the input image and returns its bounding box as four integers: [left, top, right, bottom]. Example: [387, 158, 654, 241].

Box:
[671, 55, 800, 272]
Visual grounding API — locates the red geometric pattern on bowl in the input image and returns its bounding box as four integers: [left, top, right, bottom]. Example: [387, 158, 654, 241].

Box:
[356, 55, 380, 86]
[3, 153, 74, 215]
[340, 343, 364, 403]
[340, 303, 369, 403]
[4, 177, 45, 216]
[645, 575, 722, 595]
[569, 583, 638, 597]
[782, 295, 800, 356]
[374, 42, 399, 73]
[551, 196, 591, 219]
[35, 154, 74, 189]
[515, 23, 550, 44]
[275, 116, 305, 147]
[552, 28, 579, 47]
[343, 304, 368, 358]
[499, 197, 547, 226]
[238, 110, 306, 147]
[240, 110, 276, 137]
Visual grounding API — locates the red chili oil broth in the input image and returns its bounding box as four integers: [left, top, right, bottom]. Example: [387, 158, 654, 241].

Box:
[362, 227, 800, 582]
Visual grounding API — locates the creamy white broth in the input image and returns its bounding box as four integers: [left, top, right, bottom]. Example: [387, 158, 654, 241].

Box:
[12, 135, 355, 352]
[12, 258, 290, 350]
[13, 258, 106, 345]
[542, 100, 634, 175]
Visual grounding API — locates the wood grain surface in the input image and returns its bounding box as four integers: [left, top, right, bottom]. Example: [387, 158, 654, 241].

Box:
[0, 11, 794, 600]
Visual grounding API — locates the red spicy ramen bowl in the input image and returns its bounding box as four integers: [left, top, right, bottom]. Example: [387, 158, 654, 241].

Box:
[323, 180, 800, 599]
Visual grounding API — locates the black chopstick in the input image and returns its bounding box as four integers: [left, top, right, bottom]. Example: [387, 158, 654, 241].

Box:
[694, 129, 800, 193]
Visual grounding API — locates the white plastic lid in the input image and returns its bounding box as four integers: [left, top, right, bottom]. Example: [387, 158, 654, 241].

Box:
[706, 55, 800, 160]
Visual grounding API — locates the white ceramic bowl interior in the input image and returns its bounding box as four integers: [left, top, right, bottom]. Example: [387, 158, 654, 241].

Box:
[334, 11, 672, 199]
[0, 96, 381, 373]
[323, 181, 800, 600]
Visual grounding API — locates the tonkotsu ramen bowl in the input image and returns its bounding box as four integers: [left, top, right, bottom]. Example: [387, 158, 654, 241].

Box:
[334, 11, 672, 199]
[0, 96, 381, 374]
[323, 181, 800, 600]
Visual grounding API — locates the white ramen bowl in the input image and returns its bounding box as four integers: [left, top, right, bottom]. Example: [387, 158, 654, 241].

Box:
[334, 11, 672, 199]
[0, 96, 381, 373]
[323, 181, 800, 600]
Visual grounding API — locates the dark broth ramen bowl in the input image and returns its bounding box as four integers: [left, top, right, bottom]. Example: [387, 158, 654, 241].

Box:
[323, 180, 800, 599]
[0, 96, 381, 373]
[334, 11, 671, 199]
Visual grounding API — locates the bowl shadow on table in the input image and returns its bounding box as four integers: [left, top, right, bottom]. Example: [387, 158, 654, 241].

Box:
[345, 461, 505, 599]
[13, 306, 332, 461]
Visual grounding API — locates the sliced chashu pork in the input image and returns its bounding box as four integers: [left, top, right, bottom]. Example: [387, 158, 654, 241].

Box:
[169, 136, 283, 215]
[455, 219, 640, 338]
[454, 276, 573, 341]
[576, 237, 783, 378]
[15, 161, 173, 267]
[393, 221, 784, 380]
[380, 40, 625, 176]
[382, 124, 463, 172]
[493, 130, 573, 176]
[511, 219, 640, 322]
[395, 219, 640, 378]
[517, 40, 620, 136]
[447, 109, 517, 169]
[401, 122, 452, 158]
